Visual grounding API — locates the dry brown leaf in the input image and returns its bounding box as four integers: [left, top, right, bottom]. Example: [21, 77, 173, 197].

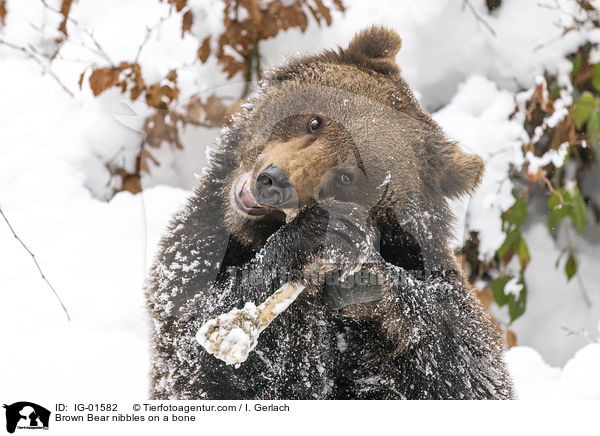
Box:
[295, 5, 309, 32]
[58, 0, 73, 36]
[314, 0, 332, 25]
[241, 0, 262, 28]
[306, 4, 321, 25]
[333, 0, 346, 12]
[577, 0, 596, 12]
[169, 0, 187, 12]
[145, 70, 179, 109]
[129, 63, 146, 101]
[146, 84, 179, 109]
[0, 0, 7, 25]
[121, 173, 142, 194]
[89, 67, 121, 96]
[143, 112, 167, 148]
[219, 54, 245, 78]
[166, 69, 178, 83]
[185, 96, 204, 124]
[551, 109, 576, 149]
[140, 148, 160, 174]
[198, 37, 211, 63]
[77, 70, 85, 90]
[143, 111, 183, 150]
[506, 329, 517, 348]
[181, 10, 193, 37]
[203, 95, 228, 127]
[186, 94, 243, 127]
[526, 83, 554, 121]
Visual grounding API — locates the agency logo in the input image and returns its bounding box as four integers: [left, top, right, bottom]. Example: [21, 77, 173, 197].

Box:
[3, 402, 50, 434]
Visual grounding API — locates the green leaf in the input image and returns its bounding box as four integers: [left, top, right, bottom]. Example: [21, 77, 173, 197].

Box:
[497, 229, 520, 264]
[573, 92, 599, 130]
[491, 276, 511, 306]
[507, 273, 527, 323]
[548, 190, 562, 210]
[560, 188, 572, 204]
[555, 251, 566, 268]
[548, 206, 569, 232]
[517, 237, 531, 270]
[593, 63, 600, 93]
[547, 188, 571, 232]
[570, 186, 589, 233]
[586, 109, 600, 147]
[565, 252, 577, 281]
[503, 196, 528, 228]
[571, 54, 582, 79]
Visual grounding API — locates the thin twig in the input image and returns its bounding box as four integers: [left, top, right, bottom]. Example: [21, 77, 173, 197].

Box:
[134, 12, 171, 63]
[40, 0, 113, 64]
[0, 207, 71, 321]
[534, 0, 600, 50]
[0, 38, 75, 97]
[560, 325, 597, 343]
[540, 173, 565, 203]
[462, 0, 497, 37]
[135, 26, 154, 63]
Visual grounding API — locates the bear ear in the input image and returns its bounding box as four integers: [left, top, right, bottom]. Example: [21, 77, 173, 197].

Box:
[343, 26, 402, 75]
[346, 26, 402, 60]
[440, 147, 484, 199]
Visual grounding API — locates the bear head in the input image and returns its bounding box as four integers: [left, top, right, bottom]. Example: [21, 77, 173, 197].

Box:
[223, 26, 483, 273]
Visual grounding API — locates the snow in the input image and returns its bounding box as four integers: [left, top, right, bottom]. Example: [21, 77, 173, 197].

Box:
[524, 142, 569, 175]
[0, 0, 599, 401]
[434, 75, 526, 258]
[196, 283, 305, 366]
[196, 301, 262, 367]
[504, 277, 523, 298]
[507, 343, 600, 399]
[500, 221, 600, 366]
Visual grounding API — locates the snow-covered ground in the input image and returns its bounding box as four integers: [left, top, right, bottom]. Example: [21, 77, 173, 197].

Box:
[507, 343, 600, 399]
[1, 0, 599, 401]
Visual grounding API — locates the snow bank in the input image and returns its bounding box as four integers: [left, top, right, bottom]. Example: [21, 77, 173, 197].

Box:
[507, 343, 600, 399]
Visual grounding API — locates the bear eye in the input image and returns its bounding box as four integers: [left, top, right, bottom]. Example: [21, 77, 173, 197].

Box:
[307, 117, 322, 134]
[336, 172, 354, 186]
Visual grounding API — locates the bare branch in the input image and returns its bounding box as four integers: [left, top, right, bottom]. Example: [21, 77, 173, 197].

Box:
[540, 173, 565, 203]
[462, 0, 497, 37]
[534, 0, 600, 50]
[0, 206, 71, 321]
[134, 12, 171, 63]
[0, 38, 74, 97]
[560, 325, 598, 343]
[40, 0, 113, 64]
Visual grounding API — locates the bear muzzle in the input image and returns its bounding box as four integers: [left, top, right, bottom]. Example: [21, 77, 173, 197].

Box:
[252, 164, 294, 207]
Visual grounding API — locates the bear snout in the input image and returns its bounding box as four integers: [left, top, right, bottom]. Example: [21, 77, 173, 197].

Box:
[253, 164, 294, 207]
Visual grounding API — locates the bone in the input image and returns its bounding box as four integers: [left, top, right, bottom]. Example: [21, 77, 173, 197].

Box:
[196, 282, 305, 367]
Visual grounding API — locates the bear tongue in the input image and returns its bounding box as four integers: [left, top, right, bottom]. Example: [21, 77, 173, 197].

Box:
[239, 181, 260, 209]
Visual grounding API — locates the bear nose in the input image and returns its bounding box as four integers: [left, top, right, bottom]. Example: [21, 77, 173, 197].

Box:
[254, 165, 293, 206]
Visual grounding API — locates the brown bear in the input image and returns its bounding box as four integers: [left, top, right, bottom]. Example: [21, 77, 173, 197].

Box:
[146, 26, 515, 399]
